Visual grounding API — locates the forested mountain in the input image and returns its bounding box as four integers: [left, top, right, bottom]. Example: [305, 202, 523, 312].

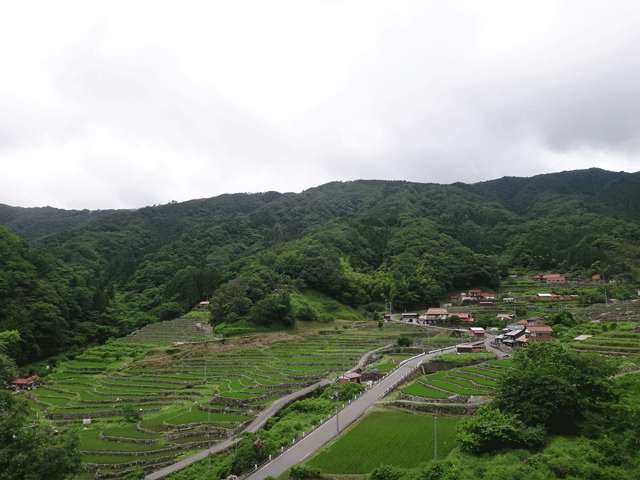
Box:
[1, 168, 640, 364]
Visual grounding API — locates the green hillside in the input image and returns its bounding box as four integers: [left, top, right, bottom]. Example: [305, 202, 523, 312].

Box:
[1, 169, 639, 364]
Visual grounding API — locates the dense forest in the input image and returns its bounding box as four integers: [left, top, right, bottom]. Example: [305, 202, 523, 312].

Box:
[1, 168, 640, 365]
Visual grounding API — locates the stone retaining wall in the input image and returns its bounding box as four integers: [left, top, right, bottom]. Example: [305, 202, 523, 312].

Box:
[97, 433, 158, 444]
[385, 400, 479, 415]
[210, 389, 293, 407]
[397, 393, 470, 404]
[46, 407, 161, 420]
[84, 454, 181, 474]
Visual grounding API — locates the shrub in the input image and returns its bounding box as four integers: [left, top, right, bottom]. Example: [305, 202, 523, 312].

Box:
[370, 464, 402, 480]
[290, 465, 321, 479]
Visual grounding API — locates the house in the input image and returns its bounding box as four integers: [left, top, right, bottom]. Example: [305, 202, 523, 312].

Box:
[503, 297, 514, 302]
[383, 314, 392, 323]
[467, 289, 482, 300]
[532, 293, 553, 300]
[525, 325, 553, 342]
[448, 312, 475, 323]
[339, 372, 362, 384]
[469, 327, 485, 338]
[424, 308, 448, 324]
[502, 325, 525, 347]
[480, 292, 495, 300]
[544, 274, 566, 285]
[496, 314, 515, 322]
[516, 319, 528, 325]
[479, 301, 494, 307]
[11, 376, 40, 391]
[515, 334, 530, 347]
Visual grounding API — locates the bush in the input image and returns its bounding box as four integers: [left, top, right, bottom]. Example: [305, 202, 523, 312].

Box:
[457, 405, 546, 454]
[290, 465, 321, 479]
[296, 304, 317, 322]
[370, 464, 402, 480]
[396, 335, 412, 347]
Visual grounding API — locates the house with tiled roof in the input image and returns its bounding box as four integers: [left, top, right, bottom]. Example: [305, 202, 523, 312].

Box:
[11, 375, 40, 391]
[525, 325, 553, 342]
[449, 312, 475, 323]
[424, 308, 448, 324]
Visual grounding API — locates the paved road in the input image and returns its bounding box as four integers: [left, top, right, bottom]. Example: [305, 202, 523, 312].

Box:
[145, 345, 392, 480]
[244, 346, 456, 480]
[483, 333, 512, 360]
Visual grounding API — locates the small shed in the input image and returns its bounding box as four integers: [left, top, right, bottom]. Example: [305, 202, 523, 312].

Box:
[339, 372, 362, 384]
[402, 313, 419, 323]
[469, 327, 485, 338]
[456, 341, 485, 353]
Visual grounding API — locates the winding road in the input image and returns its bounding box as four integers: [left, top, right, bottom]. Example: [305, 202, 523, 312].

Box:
[145, 344, 455, 479]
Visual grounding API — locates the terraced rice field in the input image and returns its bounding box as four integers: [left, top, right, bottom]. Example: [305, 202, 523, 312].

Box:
[570, 331, 640, 356]
[25, 317, 412, 479]
[401, 360, 514, 400]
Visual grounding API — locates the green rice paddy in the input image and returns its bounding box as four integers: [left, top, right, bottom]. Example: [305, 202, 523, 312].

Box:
[305, 410, 460, 473]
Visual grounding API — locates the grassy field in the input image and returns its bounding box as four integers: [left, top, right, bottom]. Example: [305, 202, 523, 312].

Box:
[305, 409, 460, 473]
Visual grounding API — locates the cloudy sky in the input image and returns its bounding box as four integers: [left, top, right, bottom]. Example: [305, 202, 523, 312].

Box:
[2, 1, 639, 210]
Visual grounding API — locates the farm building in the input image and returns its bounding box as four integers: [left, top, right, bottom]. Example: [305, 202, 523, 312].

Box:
[469, 327, 485, 338]
[456, 341, 485, 353]
[402, 313, 419, 323]
[339, 372, 362, 384]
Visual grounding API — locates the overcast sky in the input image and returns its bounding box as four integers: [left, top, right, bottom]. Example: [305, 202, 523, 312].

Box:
[2, 1, 639, 210]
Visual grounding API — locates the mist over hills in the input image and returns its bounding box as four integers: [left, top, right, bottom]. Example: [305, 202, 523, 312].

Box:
[1, 168, 640, 364]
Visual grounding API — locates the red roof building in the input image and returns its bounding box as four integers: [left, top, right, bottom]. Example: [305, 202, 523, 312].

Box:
[12, 375, 39, 391]
[525, 325, 553, 342]
[339, 372, 362, 384]
[449, 312, 475, 323]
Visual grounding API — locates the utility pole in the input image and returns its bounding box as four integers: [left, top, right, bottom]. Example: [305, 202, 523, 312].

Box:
[204, 328, 211, 479]
[333, 384, 340, 434]
[434, 416, 438, 461]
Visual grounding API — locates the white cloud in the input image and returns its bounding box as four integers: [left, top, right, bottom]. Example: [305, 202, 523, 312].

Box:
[1, 0, 639, 209]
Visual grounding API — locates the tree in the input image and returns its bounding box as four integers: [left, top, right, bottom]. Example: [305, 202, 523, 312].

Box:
[396, 335, 412, 347]
[251, 291, 294, 327]
[495, 342, 618, 434]
[122, 405, 142, 423]
[0, 331, 82, 480]
[457, 405, 546, 454]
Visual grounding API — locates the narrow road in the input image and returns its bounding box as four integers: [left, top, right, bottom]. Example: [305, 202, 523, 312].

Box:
[244, 346, 456, 480]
